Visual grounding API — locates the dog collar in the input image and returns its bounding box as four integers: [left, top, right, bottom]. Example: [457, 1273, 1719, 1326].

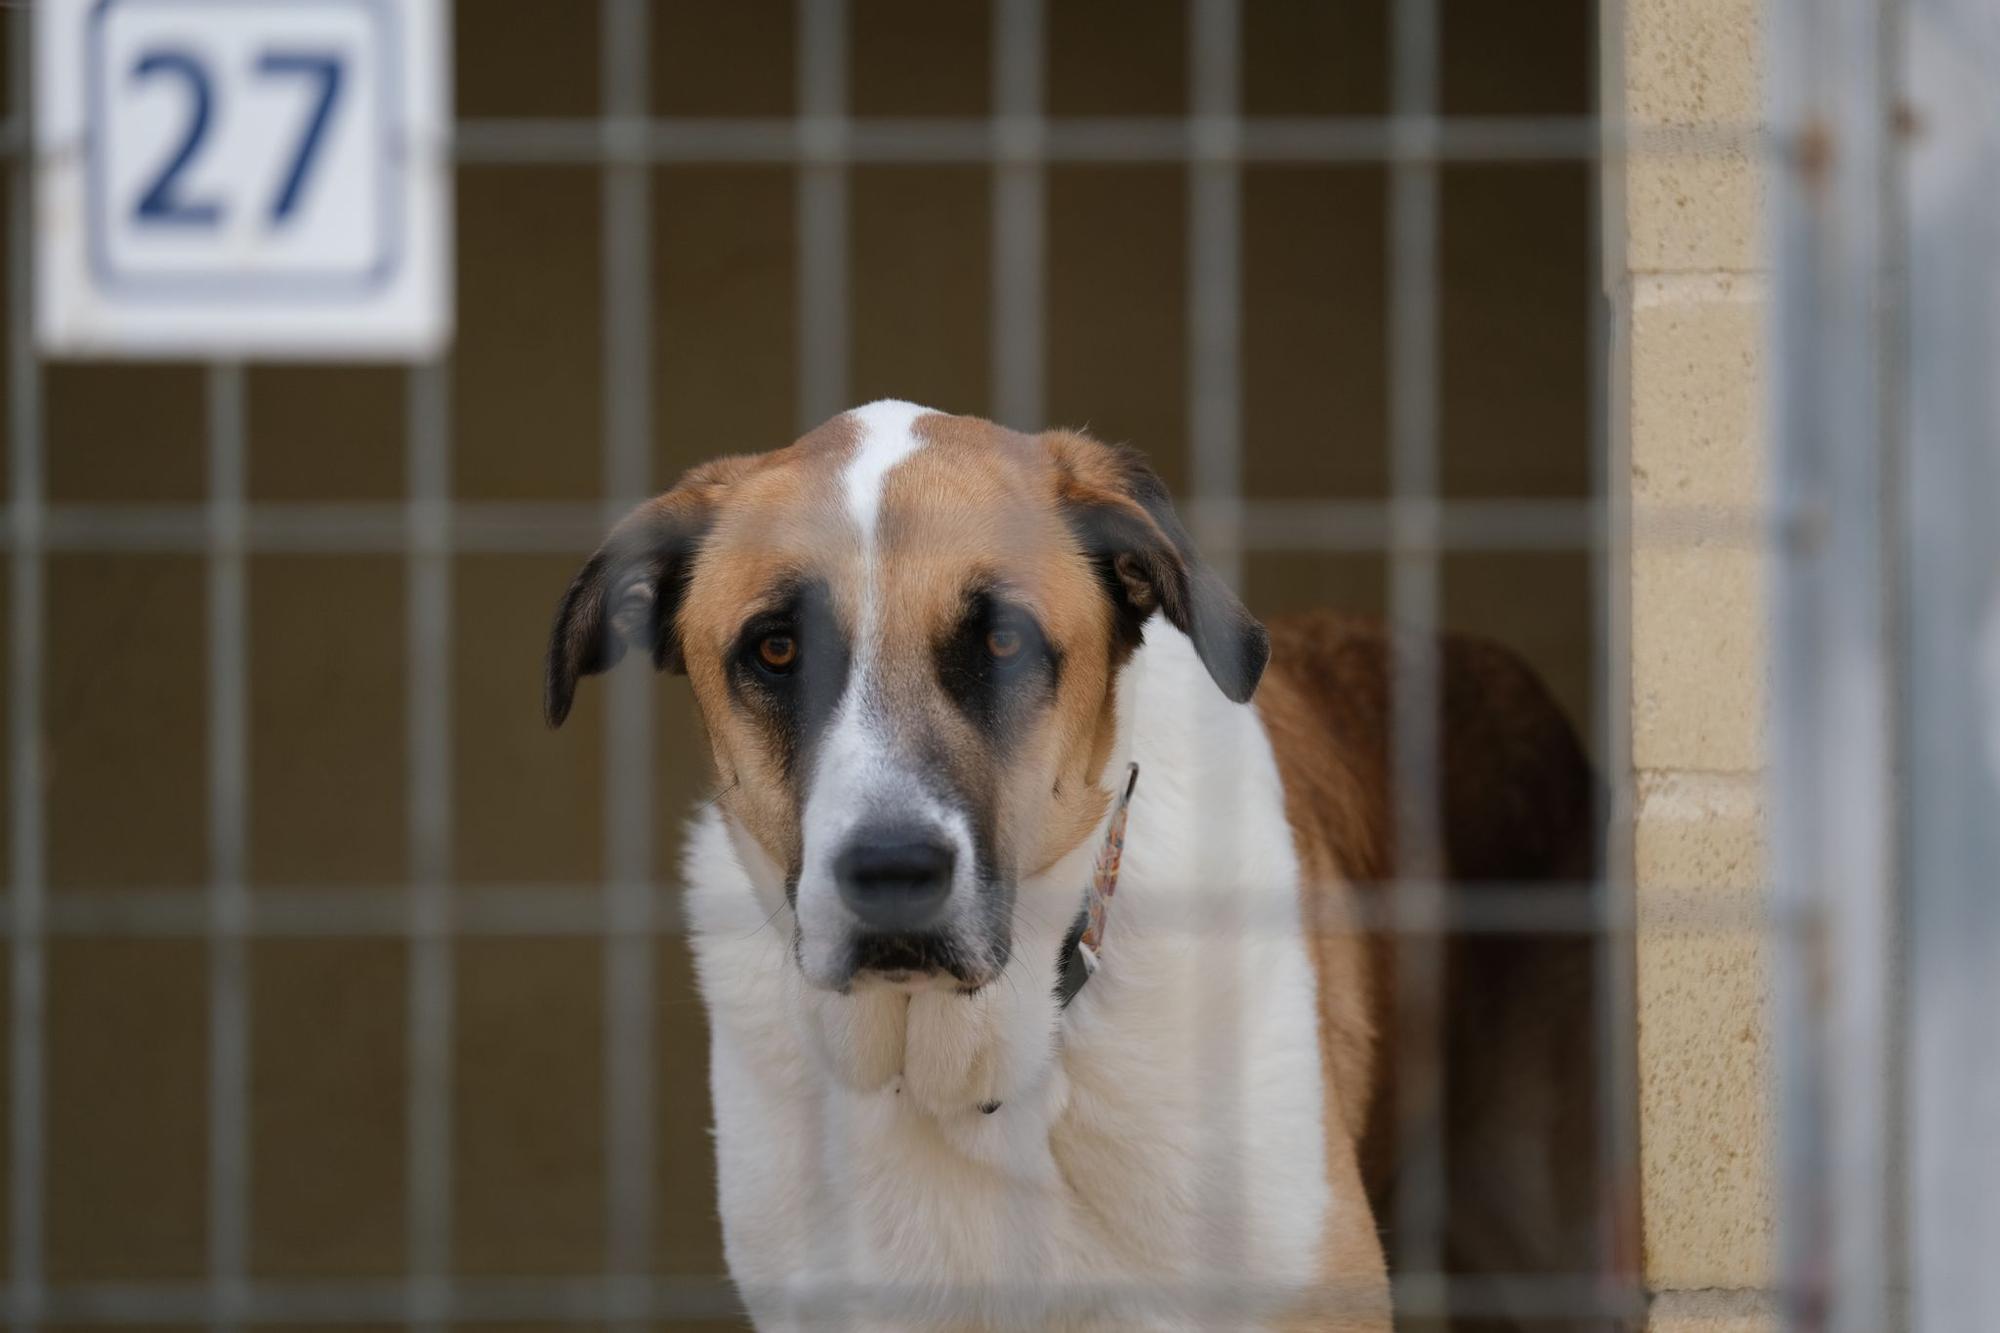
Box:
[1055, 762, 1138, 1009]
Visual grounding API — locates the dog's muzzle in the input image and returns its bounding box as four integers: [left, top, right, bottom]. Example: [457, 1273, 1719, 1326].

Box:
[806, 822, 990, 987]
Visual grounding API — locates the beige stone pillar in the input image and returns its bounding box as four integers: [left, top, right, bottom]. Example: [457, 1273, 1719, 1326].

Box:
[1613, 2, 1778, 1328]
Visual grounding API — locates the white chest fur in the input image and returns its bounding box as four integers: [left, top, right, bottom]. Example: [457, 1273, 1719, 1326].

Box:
[681, 627, 1338, 1330]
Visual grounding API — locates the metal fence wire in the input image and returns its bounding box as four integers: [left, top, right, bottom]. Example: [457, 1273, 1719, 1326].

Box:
[11, 0, 1638, 1327]
[8, 0, 1983, 1330]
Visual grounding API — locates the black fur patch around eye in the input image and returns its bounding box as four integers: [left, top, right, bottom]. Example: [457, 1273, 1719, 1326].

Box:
[935, 589, 1059, 738]
[726, 578, 850, 782]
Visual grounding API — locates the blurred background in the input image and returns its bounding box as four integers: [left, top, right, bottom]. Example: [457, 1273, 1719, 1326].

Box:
[6, 0, 1997, 1330]
[0, 0, 1598, 1305]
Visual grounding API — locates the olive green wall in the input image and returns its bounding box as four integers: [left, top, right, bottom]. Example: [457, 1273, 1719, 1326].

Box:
[0, 0, 1594, 1301]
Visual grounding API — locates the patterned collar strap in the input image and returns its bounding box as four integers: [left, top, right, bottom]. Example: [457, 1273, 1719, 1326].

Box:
[1055, 762, 1139, 1010]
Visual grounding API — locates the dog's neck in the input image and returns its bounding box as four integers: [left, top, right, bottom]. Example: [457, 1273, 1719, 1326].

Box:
[1054, 761, 1139, 1008]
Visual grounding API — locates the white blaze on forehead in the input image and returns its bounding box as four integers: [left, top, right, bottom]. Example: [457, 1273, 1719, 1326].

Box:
[841, 399, 933, 553]
[796, 400, 978, 986]
[833, 398, 933, 687]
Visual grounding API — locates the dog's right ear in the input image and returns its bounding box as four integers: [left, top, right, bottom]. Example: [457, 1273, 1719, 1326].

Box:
[1046, 432, 1269, 704]
[543, 459, 746, 728]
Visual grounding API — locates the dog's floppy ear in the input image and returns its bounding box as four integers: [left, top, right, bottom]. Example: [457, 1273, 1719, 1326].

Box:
[543, 458, 746, 728]
[1048, 432, 1269, 703]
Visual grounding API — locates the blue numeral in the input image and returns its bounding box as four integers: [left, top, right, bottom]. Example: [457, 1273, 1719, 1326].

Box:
[131, 49, 223, 226]
[127, 46, 349, 229]
[255, 51, 345, 223]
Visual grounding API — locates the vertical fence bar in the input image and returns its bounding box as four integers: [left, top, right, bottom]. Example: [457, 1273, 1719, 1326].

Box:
[1769, 0, 1899, 1329]
[1188, 0, 1243, 588]
[797, 0, 849, 431]
[205, 364, 250, 1333]
[990, 0, 1044, 432]
[600, 0, 656, 1323]
[791, 4, 855, 1314]
[6, 6, 46, 1328]
[1593, 0, 1644, 1315]
[405, 359, 454, 1333]
[989, 48, 1050, 1299]
[1902, 1, 2000, 1327]
[406, 9, 457, 1321]
[1185, 0, 1252, 1305]
[1386, 0, 1447, 1309]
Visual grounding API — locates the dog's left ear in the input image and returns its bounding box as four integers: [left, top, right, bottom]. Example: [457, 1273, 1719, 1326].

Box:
[543, 458, 747, 728]
[1048, 432, 1269, 704]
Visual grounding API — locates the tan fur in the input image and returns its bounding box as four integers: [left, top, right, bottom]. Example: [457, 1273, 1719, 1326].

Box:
[875, 416, 1121, 877]
[1257, 614, 1605, 1333]
[674, 416, 859, 870]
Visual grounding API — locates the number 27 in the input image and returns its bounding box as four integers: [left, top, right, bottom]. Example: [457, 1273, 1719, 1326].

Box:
[132, 47, 346, 227]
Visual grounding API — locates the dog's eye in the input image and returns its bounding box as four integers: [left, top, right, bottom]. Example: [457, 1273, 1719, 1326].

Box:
[939, 603, 1054, 728]
[756, 634, 798, 673]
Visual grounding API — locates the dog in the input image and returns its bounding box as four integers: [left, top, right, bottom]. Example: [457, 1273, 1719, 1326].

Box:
[545, 402, 1603, 1331]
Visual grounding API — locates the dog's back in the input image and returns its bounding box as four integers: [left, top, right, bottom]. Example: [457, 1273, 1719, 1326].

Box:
[1257, 613, 1607, 1333]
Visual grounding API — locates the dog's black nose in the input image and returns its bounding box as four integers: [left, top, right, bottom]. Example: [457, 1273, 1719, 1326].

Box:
[834, 831, 956, 932]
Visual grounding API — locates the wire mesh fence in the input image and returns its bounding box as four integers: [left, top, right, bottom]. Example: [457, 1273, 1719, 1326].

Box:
[12, 0, 1621, 1327]
[0, 0, 1924, 1329]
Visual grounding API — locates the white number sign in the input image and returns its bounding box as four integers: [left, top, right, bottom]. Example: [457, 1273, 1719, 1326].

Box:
[35, 0, 451, 359]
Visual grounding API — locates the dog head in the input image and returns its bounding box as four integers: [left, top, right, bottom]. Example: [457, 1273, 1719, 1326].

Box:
[545, 402, 1266, 993]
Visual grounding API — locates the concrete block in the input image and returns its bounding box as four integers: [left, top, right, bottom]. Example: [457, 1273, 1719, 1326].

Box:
[1627, 150, 1765, 275]
[1638, 928, 1777, 1290]
[1627, 0, 1763, 127]
[1647, 1288, 1780, 1332]
[1632, 545, 1767, 773]
[1625, 0, 1766, 274]
[1632, 276, 1767, 504]
[1635, 770, 1767, 910]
